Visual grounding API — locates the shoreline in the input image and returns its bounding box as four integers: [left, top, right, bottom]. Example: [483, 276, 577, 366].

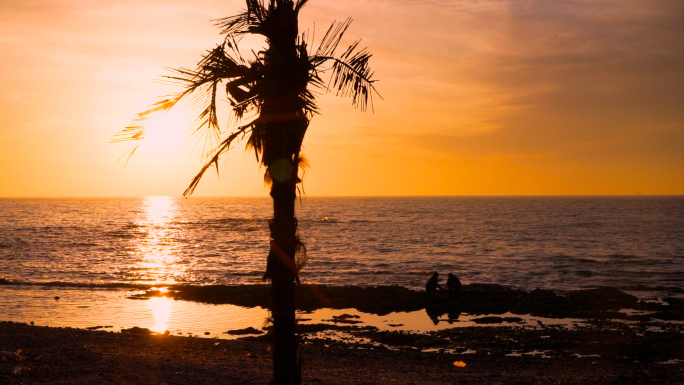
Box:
[134, 283, 684, 320]
[3, 281, 682, 310]
[2, 284, 683, 383]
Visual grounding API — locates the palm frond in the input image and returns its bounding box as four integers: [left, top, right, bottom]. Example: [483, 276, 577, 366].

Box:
[309, 19, 380, 112]
[111, 95, 184, 144]
[214, 0, 267, 36]
[113, 43, 253, 154]
[114, 143, 140, 166]
[294, 0, 310, 13]
[183, 121, 255, 197]
[314, 18, 352, 58]
[327, 42, 379, 112]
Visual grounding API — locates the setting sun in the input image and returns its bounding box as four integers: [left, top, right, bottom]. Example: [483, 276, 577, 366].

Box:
[136, 110, 191, 157]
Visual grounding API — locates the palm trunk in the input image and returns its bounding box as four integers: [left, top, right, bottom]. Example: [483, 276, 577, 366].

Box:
[267, 167, 300, 385]
[261, 5, 305, 383]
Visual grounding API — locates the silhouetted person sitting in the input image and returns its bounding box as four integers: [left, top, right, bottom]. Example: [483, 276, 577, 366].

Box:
[425, 272, 442, 293]
[446, 273, 461, 293]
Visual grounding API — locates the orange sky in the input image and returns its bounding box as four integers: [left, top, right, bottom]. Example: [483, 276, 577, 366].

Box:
[0, 0, 682, 197]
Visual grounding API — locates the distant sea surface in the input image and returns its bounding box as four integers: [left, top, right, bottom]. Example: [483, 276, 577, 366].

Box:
[1, 196, 683, 292]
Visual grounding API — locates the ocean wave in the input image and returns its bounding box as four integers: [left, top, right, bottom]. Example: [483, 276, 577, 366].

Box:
[377, 248, 397, 253]
[299, 218, 382, 224]
[181, 218, 267, 226]
[607, 253, 641, 260]
[64, 242, 100, 248]
[104, 230, 143, 239]
[576, 258, 609, 264]
[405, 271, 436, 276]
[0, 280, 151, 289]
[228, 271, 264, 277]
[123, 223, 146, 229]
[571, 222, 603, 228]
[343, 270, 396, 275]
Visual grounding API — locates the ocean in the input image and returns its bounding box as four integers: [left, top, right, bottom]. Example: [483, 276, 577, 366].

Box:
[1, 196, 683, 335]
[1, 196, 683, 291]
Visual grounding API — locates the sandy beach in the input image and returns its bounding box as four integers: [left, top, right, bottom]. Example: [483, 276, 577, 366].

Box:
[2, 284, 683, 384]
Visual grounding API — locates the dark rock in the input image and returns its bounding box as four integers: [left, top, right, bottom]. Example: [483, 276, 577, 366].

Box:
[451, 286, 526, 315]
[463, 283, 509, 292]
[567, 287, 639, 310]
[225, 327, 264, 335]
[170, 285, 271, 307]
[514, 288, 569, 316]
[121, 327, 155, 335]
[327, 314, 363, 324]
[503, 317, 524, 323]
[161, 284, 647, 319]
[471, 316, 524, 324]
[652, 297, 684, 320]
[472, 316, 506, 324]
[296, 285, 426, 315]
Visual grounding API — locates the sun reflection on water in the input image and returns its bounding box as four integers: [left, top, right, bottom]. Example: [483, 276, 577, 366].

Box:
[131, 196, 186, 284]
[144, 196, 175, 224]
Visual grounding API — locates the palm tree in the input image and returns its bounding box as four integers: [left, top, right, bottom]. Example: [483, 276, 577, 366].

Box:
[113, 1, 378, 383]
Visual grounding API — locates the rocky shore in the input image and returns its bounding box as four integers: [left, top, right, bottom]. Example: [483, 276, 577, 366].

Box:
[1, 318, 682, 384]
[2, 284, 683, 384]
[135, 283, 684, 321]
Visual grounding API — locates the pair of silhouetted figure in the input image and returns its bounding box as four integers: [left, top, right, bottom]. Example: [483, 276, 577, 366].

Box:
[425, 272, 461, 294]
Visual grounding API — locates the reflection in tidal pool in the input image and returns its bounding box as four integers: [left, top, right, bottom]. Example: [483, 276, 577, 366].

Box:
[1, 285, 589, 343]
[0, 286, 270, 339]
[149, 296, 172, 333]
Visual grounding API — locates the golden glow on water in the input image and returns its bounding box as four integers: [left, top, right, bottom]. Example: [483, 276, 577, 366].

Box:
[131, 196, 185, 284]
[144, 196, 175, 224]
[148, 296, 173, 333]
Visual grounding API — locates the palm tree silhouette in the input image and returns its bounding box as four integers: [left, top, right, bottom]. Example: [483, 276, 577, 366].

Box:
[114, 1, 378, 383]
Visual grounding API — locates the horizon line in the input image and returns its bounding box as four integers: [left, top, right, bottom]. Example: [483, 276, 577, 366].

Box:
[1, 194, 683, 199]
